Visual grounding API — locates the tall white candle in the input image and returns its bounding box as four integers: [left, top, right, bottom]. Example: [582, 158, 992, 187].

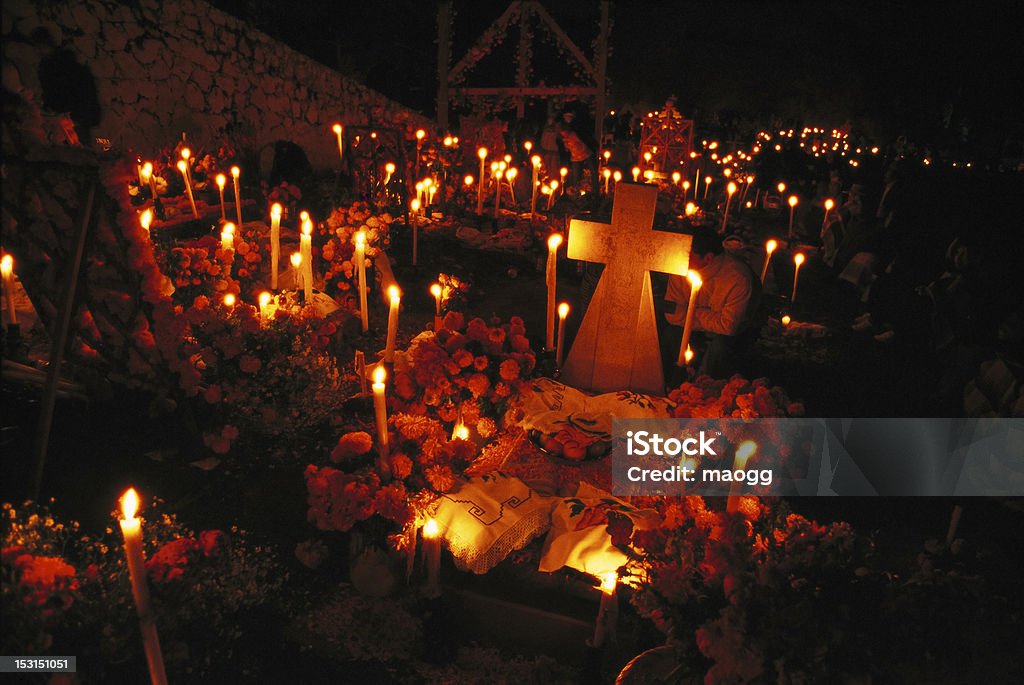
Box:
[290, 252, 303, 298]
[270, 203, 282, 290]
[545, 234, 562, 351]
[791, 252, 805, 301]
[423, 518, 441, 598]
[332, 124, 344, 161]
[678, 271, 702, 366]
[384, 286, 400, 363]
[787, 195, 798, 237]
[530, 155, 541, 216]
[372, 365, 390, 475]
[176, 160, 199, 219]
[476, 148, 487, 214]
[2, 254, 19, 326]
[258, 291, 272, 323]
[216, 173, 227, 220]
[760, 239, 778, 283]
[721, 181, 737, 232]
[355, 232, 368, 332]
[231, 166, 242, 226]
[119, 489, 169, 685]
[727, 441, 758, 512]
[220, 222, 235, 264]
[430, 283, 443, 331]
[300, 218, 313, 301]
[556, 302, 569, 367]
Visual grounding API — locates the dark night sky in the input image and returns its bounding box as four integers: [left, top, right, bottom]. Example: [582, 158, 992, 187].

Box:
[210, 0, 1023, 145]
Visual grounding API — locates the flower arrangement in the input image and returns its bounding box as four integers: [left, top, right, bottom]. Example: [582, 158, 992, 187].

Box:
[317, 202, 393, 301]
[668, 375, 804, 419]
[2, 501, 282, 681]
[390, 313, 537, 432]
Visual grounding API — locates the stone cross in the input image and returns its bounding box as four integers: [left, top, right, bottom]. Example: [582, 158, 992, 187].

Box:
[562, 183, 691, 395]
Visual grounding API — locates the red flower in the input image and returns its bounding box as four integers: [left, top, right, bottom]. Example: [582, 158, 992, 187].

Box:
[199, 530, 229, 557]
[239, 354, 261, 374]
[499, 359, 521, 381]
[331, 431, 374, 462]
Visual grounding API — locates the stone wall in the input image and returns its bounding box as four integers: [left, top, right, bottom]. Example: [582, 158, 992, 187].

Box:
[2, 0, 433, 170]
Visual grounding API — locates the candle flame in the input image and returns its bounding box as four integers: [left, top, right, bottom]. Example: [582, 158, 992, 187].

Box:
[613, 171, 622, 182]
[464, 175, 474, 186]
[0, 254, 11, 277]
[781, 314, 791, 326]
[600, 571, 617, 593]
[388, 285, 401, 303]
[478, 147, 487, 159]
[777, 182, 786, 193]
[728, 182, 737, 195]
[824, 198, 835, 211]
[430, 283, 442, 298]
[230, 166, 240, 178]
[332, 123, 342, 134]
[385, 162, 396, 174]
[524, 141, 533, 151]
[685, 202, 697, 216]
[373, 364, 386, 385]
[682, 180, 690, 189]
[140, 209, 153, 231]
[558, 302, 569, 318]
[687, 271, 702, 288]
[531, 155, 541, 167]
[271, 203, 282, 219]
[424, 518, 440, 538]
[416, 129, 426, 140]
[788, 195, 799, 207]
[223, 293, 236, 307]
[121, 488, 139, 520]
[550, 180, 559, 190]
[684, 346, 694, 363]
[559, 167, 568, 177]
[794, 252, 805, 266]
[300, 210, 309, 222]
[411, 198, 421, 212]
[735, 440, 758, 467]
[215, 173, 226, 189]
[766, 239, 778, 254]
[453, 423, 469, 440]
[180, 147, 191, 160]
[223, 222, 235, 235]
[302, 219, 313, 236]
[259, 291, 272, 307]
[176, 160, 187, 173]
[548, 233, 563, 250]
[671, 171, 681, 182]
[355, 232, 365, 247]
[142, 162, 153, 175]
[290, 252, 302, 267]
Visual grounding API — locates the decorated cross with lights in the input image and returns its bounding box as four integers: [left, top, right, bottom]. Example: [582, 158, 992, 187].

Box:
[562, 183, 691, 395]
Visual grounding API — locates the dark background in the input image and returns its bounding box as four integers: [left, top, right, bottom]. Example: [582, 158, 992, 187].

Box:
[208, 0, 1024, 151]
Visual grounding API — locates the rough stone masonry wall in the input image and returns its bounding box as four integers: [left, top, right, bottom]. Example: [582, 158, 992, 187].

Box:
[2, 0, 433, 169]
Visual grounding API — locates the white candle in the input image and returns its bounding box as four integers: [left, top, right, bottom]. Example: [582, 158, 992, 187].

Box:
[231, 166, 242, 226]
[119, 489, 169, 685]
[592, 572, 618, 648]
[556, 302, 569, 367]
[290, 252, 303, 297]
[215, 173, 227, 220]
[787, 195, 798, 237]
[760, 239, 778, 283]
[603, 168, 612, 195]
[220, 222, 235, 259]
[258, 291, 272, 323]
[142, 162, 157, 201]
[139, 209, 153, 234]
[547, 181, 558, 210]
[677, 271, 702, 366]
[176, 160, 199, 219]
[384, 286, 400, 363]
[332, 123, 344, 161]
[505, 167, 517, 204]
[270, 203, 281, 290]
[430, 283, 443, 331]
[530, 155, 541, 216]
[384, 162, 395, 188]
[821, 197, 835, 233]
[423, 518, 441, 598]
[703, 176, 712, 201]
[476, 148, 487, 214]
[493, 166, 502, 217]
[631, 166, 640, 182]
[372, 365, 390, 475]
[300, 218, 313, 301]
[727, 441, 758, 512]
[545, 234, 562, 351]
[2, 254, 18, 326]
[791, 252, 805, 302]
[721, 181, 737, 232]
[355, 232, 368, 332]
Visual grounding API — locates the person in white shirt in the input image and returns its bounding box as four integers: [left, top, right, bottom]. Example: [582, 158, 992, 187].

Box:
[663, 227, 761, 378]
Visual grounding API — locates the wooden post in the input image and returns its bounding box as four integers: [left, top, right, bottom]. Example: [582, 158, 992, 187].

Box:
[436, 0, 451, 132]
[515, 3, 530, 120]
[31, 182, 96, 499]
[593, 1, 610, 147]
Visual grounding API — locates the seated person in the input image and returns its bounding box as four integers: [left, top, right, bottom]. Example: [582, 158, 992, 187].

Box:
[662, 226, 761, 378]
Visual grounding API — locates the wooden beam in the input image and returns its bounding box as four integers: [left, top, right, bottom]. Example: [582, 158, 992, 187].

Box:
[594, 0, 610, 145]
[447, 1, 523, 84]
[451, 86, 600, 97]
[531, 2, 595, 79]
[436, 0, 452, 130]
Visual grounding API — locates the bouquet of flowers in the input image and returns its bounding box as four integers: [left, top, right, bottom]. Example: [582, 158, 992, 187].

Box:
[389, 312, 537, 433]
[668, 375, 804, 419]
[317, 202, 393, 301]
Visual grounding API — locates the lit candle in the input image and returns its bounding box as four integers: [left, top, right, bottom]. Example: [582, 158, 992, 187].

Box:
[787, 195, 798, 237]
[290, 252, 303, 297]
[781, 314, 791, 326]
[530, 155, 541, 216]
[556, 302, 569, 367]
[372, 365, 390, 475]
[643, 169, 655, 183]
[721, 181, 737, 232]
[592, 572, 618, 648]
[355, 350, 368, 394]
[603, 168, 612, 195]
[384, 285, 401, 363]
[684, 345, 694, 364]
[727, 441, 758, 512]
[671, 171, 681, 189]
[505, 167, 517, 204]
[760, 239, 778, 283]
[791, 252, 805, 301]
[258, 291, 272, 323]
[685, 202, 697, 217]
[223, 293, 236, 310]
[612, 170, 621, 190]
[2, 254, 18, 326]
[430, 283, 443, 331]
[231, 166, 242, 226]
[332, 123, 344, 161]
[384, 162, 395, 187]
[300, 218, 313, 301]
[142, 162, 157, 200]
[703, 175, 712, 200]
[215, 173, 227, 220]
[559, 167, 567, 193]
[493, 164, 503, 217]
[682, 180, 691, 201]
[545, 234, 562, 350]
[678, 271, 702, 366]
[118, 488, 169, 685]
[139, 209, 153, 234]
[694, 164, 701, 200]
[423, 518, 441, 598]
[631, 166, 640, 182]
[176, 160, 199, 219]
[220, 222, 235, 255]
[270, 203, 281, 290]
[821, 197, 835, 233]
[355, 232, 368, 332]
[547, 181, 558, 210]
[476, 148, 487, 214]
